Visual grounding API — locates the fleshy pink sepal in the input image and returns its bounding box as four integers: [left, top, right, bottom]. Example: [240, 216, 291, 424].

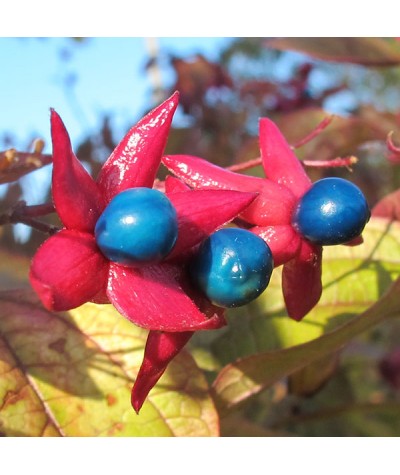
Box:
[51, 110, 105, 233]
[166, 189, 257, 259]
[97, 92, 179, 203]
[131, 330, 194, 413]
[107, 263, 227, 332]
[251, 225, 302, 267]
[259, 118, 312, 198]
[29, 229, 109, 311]
[282, 240, 322, 321]
[163, 154, 297, 225]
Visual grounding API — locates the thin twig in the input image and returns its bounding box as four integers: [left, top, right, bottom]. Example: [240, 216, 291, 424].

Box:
[303, 155, 358, 170]
[0, 201, 59, 235]
[227, 157, 262, 172]
[227, 155, 358, 174]
[291, 115, 335, 149]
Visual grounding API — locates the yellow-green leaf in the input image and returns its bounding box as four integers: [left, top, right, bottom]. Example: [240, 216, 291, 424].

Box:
[212, 276, 400, 413]
[212, 217, 400, 412]
[0, 290, 219, 436]
[213, 217, 400, 362]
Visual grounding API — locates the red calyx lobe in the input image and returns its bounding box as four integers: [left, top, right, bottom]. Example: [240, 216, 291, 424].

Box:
[162, 154, 297, 226]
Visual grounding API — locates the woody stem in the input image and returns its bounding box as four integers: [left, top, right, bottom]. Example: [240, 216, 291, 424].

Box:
[0, 201, 60, 235]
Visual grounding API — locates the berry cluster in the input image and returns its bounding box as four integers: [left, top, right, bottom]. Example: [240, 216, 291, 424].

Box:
[30, 92, 370, 413]
[94, 187, 274, 308]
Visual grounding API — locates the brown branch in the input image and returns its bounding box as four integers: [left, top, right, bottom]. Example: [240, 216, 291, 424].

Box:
[0, 201, 59, 235]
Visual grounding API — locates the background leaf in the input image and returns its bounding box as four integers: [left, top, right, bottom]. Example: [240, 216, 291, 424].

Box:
[0, 290, 219, 436]
[212, 275, 400, 413]
[211, 217, 400, 362]
[210, 217, 400, 411]
[265, 38, 400, 66]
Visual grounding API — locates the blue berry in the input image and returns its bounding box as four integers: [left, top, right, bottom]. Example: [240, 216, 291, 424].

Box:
[190, 228, 274, 308]
[95, 188, 178, 266]
[292, 177, 370, 246]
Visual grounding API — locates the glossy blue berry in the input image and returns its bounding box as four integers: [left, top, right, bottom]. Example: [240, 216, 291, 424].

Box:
[190, 228, 274, 308]
[292, 177, 370, 246]
[95, 187, 178, 266]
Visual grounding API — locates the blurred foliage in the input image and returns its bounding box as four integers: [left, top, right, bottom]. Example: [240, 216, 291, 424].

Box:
[2, 37, 400, 436]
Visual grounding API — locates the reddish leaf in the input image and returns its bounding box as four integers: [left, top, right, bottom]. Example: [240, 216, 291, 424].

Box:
[372, 188, 400, 221]
[51, 110, 105, 233]
[171, 55, 233, 113]
[265, 38, 400, 66]
[29, 229, 109, 311]
[107, 262, 226, 332]
[97, 92, 179, 203]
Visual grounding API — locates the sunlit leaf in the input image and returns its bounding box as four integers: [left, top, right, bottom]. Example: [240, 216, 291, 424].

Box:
[213, 275, 400, 413]
[0, 290, 219, 436]
[287, 352, 340, 397]
[211, 217, 400, 411]
[213, 217, 400, 362]
[265, 38, 400, 66]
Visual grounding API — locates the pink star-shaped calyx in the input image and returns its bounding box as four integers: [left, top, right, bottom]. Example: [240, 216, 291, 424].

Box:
[163, 117, 357, 321]
[29, 92, 257, 412]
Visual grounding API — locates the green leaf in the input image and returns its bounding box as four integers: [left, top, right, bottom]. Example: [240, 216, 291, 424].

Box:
[212, 276, 400, 413]
[0, 290, 219, 436]
[265, 38, 400, 66]
[213, 217, 400, 362]
[212, 218, 400, 413]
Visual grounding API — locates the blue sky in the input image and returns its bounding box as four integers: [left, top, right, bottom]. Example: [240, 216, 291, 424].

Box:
[0, 37, 234, 151]
[0, 37, 234, 241]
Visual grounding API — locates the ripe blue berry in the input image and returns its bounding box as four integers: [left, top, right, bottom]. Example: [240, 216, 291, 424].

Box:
[292, 177, 370, 246]
[95, 187, 178, 266]
[189, 228, 274, 308]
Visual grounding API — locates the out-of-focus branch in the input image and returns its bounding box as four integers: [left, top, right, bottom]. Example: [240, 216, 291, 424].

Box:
[0, 139, 52, 184]
[0, 201, 59, 235]
[227, 155, 358, 173]
[291, 115, 335, 149]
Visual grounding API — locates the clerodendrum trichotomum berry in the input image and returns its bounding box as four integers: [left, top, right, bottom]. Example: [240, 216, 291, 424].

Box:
[190, 228, 274, 308]
[95, 188, 178, 266]
[292, 177, 370, 246]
